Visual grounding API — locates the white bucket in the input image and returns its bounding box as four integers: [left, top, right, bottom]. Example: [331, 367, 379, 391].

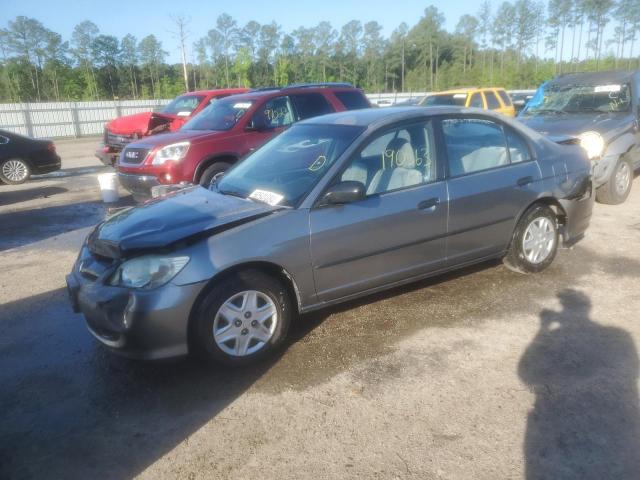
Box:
[97, 172, 119, 203]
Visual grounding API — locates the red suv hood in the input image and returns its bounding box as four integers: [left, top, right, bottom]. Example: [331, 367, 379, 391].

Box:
[106, 111, 184, 136]
[127, 129, 228, 149]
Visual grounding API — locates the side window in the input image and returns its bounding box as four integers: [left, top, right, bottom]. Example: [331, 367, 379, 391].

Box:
[333, 91, 370, 110]
[340, 121, 436, 196]
[291, 93, 334, 120]
[253, 96, 295, 129]
[469, 93, 484, 108]
[442, 118, 509, 176]
[505, 127, 532, 163]
[485, 91, 501, 109]
[497, 90, 512, 106]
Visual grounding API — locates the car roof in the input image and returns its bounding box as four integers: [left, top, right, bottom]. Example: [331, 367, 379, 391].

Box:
[551, 70, 638, 86]
[299, 106, 511, 128]
[183, 88, 248, 96]
[216, 84, 363, 103]
[430, 87, 506, 95]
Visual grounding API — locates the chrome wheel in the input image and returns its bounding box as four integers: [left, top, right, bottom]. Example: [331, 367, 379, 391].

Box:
[522, 217, 556, 264]
[615, 161, 631, 197]
[2, 159, 29, 183]
[213, 290, 278, 357]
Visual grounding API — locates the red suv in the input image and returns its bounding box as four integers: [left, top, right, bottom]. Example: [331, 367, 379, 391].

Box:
[96, 88, 248, 166]
[116, 83, 371, 198]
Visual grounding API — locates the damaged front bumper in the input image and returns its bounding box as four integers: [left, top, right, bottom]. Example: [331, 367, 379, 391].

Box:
[66, 247, 207, 360]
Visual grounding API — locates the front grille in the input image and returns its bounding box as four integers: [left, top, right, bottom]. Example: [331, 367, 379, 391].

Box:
[105, 129, 138, 149]
[120, 147, 149, 165]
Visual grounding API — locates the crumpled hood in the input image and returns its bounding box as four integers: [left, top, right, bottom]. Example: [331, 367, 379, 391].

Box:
[106, 111, 181, 136]
[519, 112, 632, 142]
[88, 186, 281, 258]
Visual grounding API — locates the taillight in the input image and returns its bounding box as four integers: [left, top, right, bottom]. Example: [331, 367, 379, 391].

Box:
[47, 143, 56, 153]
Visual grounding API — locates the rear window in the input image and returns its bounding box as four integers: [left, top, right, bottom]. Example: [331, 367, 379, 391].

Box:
[485, 91, 501, 109]
[291, 93, 334, 120]
[334, 91, 370, 110]
[497, 90, 512, 106]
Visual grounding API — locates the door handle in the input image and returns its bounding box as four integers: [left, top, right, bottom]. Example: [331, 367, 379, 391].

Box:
[417, 197, 439, 210]
[517, 176, 534, 187]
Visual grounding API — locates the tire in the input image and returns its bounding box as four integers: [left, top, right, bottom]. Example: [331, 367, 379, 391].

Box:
[504, 204, 559, 274]
[191, 270, 293, 366]
[0, 158, 31, 185]
[198, 161, 231, 187]
[596, 155, 633, 205]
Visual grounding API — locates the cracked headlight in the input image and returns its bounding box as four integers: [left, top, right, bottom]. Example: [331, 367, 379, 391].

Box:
[152, 141, 190, 165]
[578, 131, 605, 160]
[110, 255, 189, 289]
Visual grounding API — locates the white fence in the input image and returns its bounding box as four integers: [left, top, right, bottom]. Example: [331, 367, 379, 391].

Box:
[0, 91, 534, 139]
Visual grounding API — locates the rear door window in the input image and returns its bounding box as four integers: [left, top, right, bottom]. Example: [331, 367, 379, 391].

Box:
[290, 93, 334, 120]
[485, 91, 501, 110]
[469, 93, 484, 108]
[504, 127, 532, 163]
[441, 118, 509, 176]
[334, 91, 370, 110]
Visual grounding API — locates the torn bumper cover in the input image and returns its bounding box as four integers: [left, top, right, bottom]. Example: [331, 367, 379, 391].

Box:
[66, 248, 206, 360]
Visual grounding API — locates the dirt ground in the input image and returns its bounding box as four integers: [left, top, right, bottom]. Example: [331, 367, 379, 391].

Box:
[1, 138, 639, 479]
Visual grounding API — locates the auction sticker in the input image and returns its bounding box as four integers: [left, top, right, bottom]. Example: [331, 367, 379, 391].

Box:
[594, 85, 622, 93]
[249, 189, 284, 205]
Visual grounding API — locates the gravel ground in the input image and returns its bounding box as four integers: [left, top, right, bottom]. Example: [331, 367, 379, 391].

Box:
[1, 139, 639, 480]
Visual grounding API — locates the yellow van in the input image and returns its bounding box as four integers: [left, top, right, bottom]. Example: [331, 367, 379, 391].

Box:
[419, 87, 516, 117]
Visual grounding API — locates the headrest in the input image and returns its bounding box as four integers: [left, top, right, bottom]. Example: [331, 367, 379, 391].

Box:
[385, 137, 416, 169]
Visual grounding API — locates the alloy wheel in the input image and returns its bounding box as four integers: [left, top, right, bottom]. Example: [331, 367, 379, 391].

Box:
[213, 290, 278, 357]
[615, 161, 631, 197]
[522, 217, 556, 264]
[2, 160, 29, 183]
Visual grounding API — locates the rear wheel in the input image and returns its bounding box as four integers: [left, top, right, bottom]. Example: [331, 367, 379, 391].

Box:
[596, 155, 633, 205]
[199, 161, 231, 187]
[0, 158, 31, 184]
[504, 204, 559, 274]
[191, 270, 293, 366]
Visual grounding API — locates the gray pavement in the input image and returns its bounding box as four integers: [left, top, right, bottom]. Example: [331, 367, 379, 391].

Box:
[1, 139, 640, 479]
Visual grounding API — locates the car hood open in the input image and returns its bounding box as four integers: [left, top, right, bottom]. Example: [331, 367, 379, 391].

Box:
[519, 112, 631, 141]
[106, 111, 182, 136]
[88, 186, 281, 258]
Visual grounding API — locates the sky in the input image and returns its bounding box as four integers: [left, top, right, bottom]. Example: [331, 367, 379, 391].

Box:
[1, 0, 474, 63]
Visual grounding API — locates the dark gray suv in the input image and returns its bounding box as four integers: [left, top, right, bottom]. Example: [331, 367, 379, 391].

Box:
[67, 107, 594, 366]
[520, 70, 640, 204]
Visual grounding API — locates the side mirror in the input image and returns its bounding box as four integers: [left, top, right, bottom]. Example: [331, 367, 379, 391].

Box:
[321, 181, 365, 206]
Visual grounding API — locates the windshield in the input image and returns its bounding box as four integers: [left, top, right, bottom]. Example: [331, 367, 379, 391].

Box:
[161, 95, 205, 115]
[181, 98, 253, 131]
[421, 93, 467, 107]
[216, 124, 364, 207]
[523, 82, 631, 115]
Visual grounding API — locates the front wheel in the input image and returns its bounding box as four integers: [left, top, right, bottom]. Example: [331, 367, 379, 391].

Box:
[504, 204, 559, 274]
[199, 162, 231, 187]
[596, 156, 633, 205]
[0, 158, 31, 184]
[191, 270, 293, 366]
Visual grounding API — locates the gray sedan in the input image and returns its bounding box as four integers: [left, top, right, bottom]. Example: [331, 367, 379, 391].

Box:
[67, 107, 594, 366]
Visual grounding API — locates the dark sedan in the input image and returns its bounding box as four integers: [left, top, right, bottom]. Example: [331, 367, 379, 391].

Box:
[67, 107, 594, 366]
[0, 129, 61, 184]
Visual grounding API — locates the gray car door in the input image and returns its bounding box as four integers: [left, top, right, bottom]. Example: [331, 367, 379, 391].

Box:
[309, 120, 448, 302]
[441, 117, 541, 266]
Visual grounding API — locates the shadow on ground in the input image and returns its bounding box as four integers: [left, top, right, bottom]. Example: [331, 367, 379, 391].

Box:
[520, 289, 640, 479]
[1, 249, 640, 478]
[0, 186, 68, 206]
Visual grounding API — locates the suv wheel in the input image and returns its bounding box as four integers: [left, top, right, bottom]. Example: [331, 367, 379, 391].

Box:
[191, 270, 293, 366]
[0, 158, 31, 185]
[596, 155, 633, 205]
[199, 161, 231, 187]
[504, 204, 559, 274]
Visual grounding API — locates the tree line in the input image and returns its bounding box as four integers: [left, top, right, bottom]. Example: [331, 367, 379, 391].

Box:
[1, 0, 639, 103]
